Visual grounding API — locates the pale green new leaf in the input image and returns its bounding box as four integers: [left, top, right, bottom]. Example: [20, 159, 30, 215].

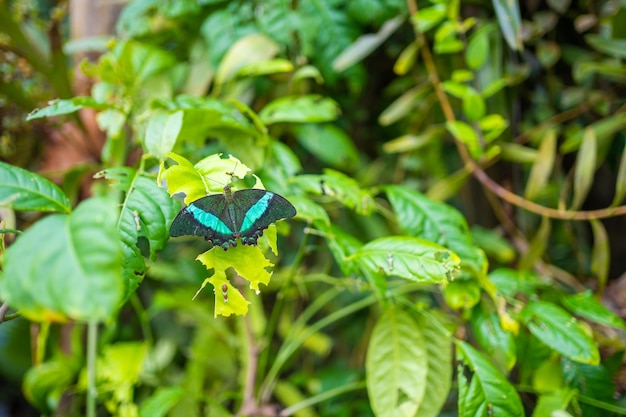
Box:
[215, 34, 279, 85]
[144, 110, 183, 160]
[0, 162, 71, 213]
[590, 219, 609, 292]
[414, 314, 453, 417]
[520, 301, 600, 365]
[26, 97, 110, 120]
[571, 127, 596, 210]
[0, 198, 123, 322]
[613, 146, 626, 206]
[457, 341, 524, 416]
[259, 95, 341, 125]
[351, 236, 460, 284]
[446, 120, 481, 159]
[525, 130, 556, 200]
[366, 306, 427, 417]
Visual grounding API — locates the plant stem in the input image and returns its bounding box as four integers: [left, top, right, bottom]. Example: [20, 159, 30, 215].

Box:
[86, 320, 98, 417]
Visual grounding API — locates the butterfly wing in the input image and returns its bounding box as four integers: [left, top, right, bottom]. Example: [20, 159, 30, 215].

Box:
[231, 189, 297, 245]
[170, 195, 240, 248]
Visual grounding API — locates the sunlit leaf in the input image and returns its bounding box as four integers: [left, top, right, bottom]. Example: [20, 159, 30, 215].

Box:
[520, 301, 600, 365]
[0, 161, 71, 213]
[144, 110, 183, 160]
[492, 0, 522, 51]
[562, 291, 626, 330]
[571, 127, 596, 210]
[525, 130, 556, 200]
[215, 34, 279, 85]
[259, 95, 341, 124]
[366, 306, 427, 417]
[0, 198, 124, 322]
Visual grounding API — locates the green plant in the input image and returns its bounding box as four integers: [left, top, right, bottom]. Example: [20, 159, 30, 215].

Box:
[1, 1, 626, 417]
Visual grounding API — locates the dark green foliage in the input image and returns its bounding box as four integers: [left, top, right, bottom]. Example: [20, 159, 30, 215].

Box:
[1, 1, 626, 416]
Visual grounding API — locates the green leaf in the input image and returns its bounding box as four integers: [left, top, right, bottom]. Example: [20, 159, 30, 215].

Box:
[466, 25, 491, 70]
[571, 127, 597, 210]
[366, 306, 428, 417]
[414, 314, 452, 417]
[144, 111, 184, 160]
[294, 170, 376, 215]
[235, 58, 294, 78]
[23, 356, 81, 413]
[394, 41, 420, 75]
[324, 224, 364, 277]
[351, 236, 460, 284]
[443, 279, 481, 309]
[446, 120, 481, 159]
[288, 196, 330, 227]
[197, 244, 272, 317]
[385, 185, 486, 280]
[378, 86, 427, 126]
[97, 168, 179, 297]
[139, 387, 186, 417]
[612, 146, 626, 206]
[585, 34, 626, 59]
[462, 88, 486, 122]
[590, 220, 609, 292]
[534, 389, 577, 417]
[520, 301, 600, 365]
[562, 291, 626, 330]
[0, 162, 71, 213]
[411, 5, 446, 33]
[456, 341, 524, 416]
[471, 226, 516, 264]
[525, 130, 556, 200]
[26, 97, 110, 120]
[518, 216, 551, 271]
[488, 268, 546, 297]
[259, 95, 341, 124]
[215, 34, 279, 85]
[471, 306, 517, 372]
[492, 0, 522, 51]
[0, 198, 124, 322]
[293, 124, 359, 171]
[333, 16, 404, 72]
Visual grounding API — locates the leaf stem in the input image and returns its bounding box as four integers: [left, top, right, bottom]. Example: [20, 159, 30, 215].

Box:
[86, 320, 98, 417]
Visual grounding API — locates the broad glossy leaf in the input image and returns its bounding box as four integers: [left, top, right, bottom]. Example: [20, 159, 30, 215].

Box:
[325, 224, 364, 277]
[414, 314, 452, 417]
[144, 111, 183, 160]
[259, 95, 341, 125]
[97, 167, 179, 297]
[571, 127, 596, 210]
[525, 130, 556, 200]
[590, 220, 609, 291]
[366, 306, 427, 417]
[386, 185, 486, 280]
[562, 291, 626, 330]
[26, 97, 110, 120]
[471, 306, 517, 372]
[492, 0, 522, 51]
[215, 34, 279, 85]
[0, 198, 123, 322]
[351, 236, 460, 283]
[293, 124, 359, 171]
[287, 197, 330, 227]
[488, 268, 546, 297]
[471, 226, 516, 264]
[520, 301, 600, 364]
[333, 16, 404, 72]
[457, 341, 524, 416]
[294, 170, 376, 215]
[0, 162, 71, 213]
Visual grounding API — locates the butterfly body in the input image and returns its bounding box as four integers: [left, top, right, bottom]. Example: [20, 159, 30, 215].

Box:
[170, 186, 296, 250]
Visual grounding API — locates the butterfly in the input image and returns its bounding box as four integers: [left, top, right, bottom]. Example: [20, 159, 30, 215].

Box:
[169, 185, 296, 250]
